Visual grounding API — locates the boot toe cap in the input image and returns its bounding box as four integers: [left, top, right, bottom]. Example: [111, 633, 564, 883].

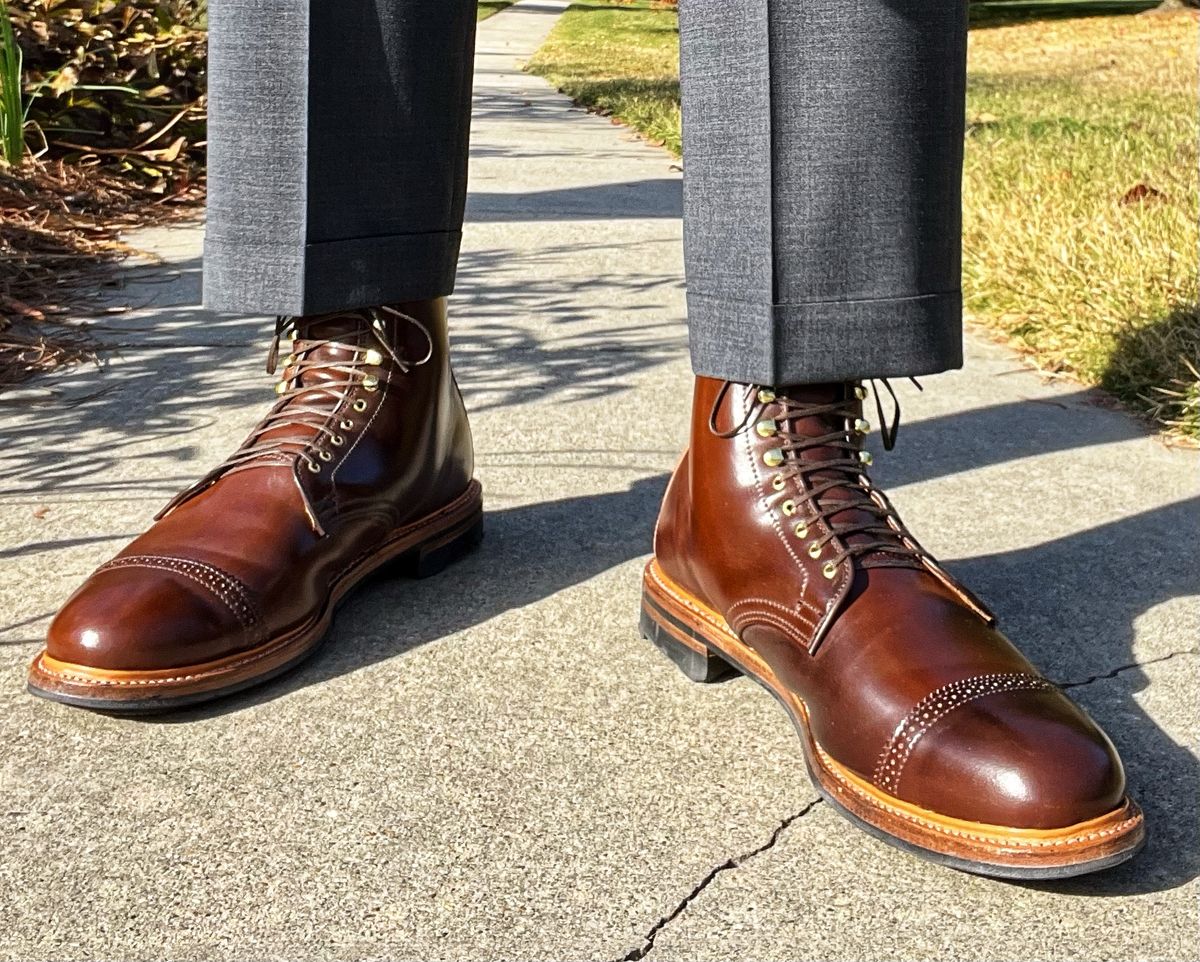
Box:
[894, 686, 1126, 829]
[45, 566, 245, 672]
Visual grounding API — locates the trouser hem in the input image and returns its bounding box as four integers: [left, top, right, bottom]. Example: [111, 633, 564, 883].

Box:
[202, 230, 462, 315]
[686, 289, 964, 384]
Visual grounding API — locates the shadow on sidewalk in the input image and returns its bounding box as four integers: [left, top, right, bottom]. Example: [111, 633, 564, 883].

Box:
[467, 181, 682, 221]
[0, 242, 685, 499]
[948, 498, 1200, 897]
[148, 479, 1198, 895]
[3, 237, 1195, 896]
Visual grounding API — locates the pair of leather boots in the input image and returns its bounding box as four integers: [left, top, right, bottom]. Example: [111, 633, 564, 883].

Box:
[28, 300, 1144, 879]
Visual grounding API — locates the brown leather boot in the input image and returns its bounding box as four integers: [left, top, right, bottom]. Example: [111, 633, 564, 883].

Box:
[644, 377, 1144, 878]
[29, 299, 480, 712]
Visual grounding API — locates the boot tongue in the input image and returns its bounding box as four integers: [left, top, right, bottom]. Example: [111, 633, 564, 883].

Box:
[779, 382, 893, 557]
[253, 313, 373, 456]
[285, 311, 374, 399]
[304, 311, 372, 343]
[779, 383, 859, 480]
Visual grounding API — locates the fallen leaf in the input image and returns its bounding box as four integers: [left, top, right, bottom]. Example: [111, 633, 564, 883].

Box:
[158, 136, 186, 163]
[49, 66, 79, 97]
[1120, 183, 1166, 205]
[0, 295, 46, 320]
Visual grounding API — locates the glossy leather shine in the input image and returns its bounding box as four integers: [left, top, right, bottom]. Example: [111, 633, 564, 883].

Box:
[42, 298, 473, 674]
[654, 377, 1126, 829]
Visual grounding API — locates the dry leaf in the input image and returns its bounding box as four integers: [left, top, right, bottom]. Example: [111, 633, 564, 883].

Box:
[1120, 183, 1166, 205]
[0, 295, 47, 321]
[49, 65, 79, 97]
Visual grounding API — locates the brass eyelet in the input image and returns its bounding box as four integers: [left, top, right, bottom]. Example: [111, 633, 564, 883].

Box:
[822, 561, 838, 579]
[331, 435, 345, 447]
[274, 381, 288, 395]
[807, 541, 823, 559]
[781, 500, 796, 517]
[306, 461, 321, 474]
[755, 419, 777, 438]
[352, 399, 368, 412]
[284, 353, 297, 367]
[771, 474, 786, 491]
[858, 450, 874, 466]
[339, 419, 354, 430]
[318, 450, 333, 462]
[763, 449, 784, 468]
[362, 374, 380, 392]
[854, 385, 867, 400]
[363, 348, 383, 366]
[854, 418, 870, 434]
[794, 520, 808, 538]
[757, 388, 776, 404]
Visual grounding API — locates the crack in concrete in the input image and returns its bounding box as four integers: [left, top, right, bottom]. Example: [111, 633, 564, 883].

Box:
[615, 799, 823, 962]
[610, 649, 1198, 960]
[1057, 649, 1198, 689]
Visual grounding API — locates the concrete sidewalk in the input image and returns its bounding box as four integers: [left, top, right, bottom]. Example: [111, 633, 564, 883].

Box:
[1, 2, 1196, 959]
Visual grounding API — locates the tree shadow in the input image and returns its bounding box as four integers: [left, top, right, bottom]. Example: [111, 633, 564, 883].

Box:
[0, 240, 686, 499]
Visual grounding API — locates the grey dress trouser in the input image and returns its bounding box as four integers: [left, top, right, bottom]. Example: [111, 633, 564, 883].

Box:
[204, 0, 967, 385]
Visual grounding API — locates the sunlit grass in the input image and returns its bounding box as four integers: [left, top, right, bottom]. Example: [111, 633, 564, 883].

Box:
[963, 12, 1198, 442]
[527, 2, 1199, 441]
[526, 1, 681, 154]
[478, 1, 513, 20]
[0, 0, 25, 165]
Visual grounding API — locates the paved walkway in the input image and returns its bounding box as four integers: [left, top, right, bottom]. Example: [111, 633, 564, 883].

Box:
[1, 2, 1196, 959]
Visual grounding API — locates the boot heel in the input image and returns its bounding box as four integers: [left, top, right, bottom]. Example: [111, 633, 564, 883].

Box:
[640, 598, 737, 684]
[411, 515, 483, 578]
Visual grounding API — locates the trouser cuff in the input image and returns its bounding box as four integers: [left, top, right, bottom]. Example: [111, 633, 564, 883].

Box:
[203, 230, 463, 316]
[686, 289, 964, 385]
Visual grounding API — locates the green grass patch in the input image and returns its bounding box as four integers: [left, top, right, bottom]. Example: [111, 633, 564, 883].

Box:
[964, 12, 1198, 440]
[478, 1, 513, 20]
[527, 2, 1200, 441]
[526, 0, 681, 154]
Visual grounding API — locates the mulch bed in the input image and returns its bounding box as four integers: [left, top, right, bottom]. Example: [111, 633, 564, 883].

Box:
[0, 159, 203, 389]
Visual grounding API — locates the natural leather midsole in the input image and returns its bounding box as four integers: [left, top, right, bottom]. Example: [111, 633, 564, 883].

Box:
[31, 481, 483, 691]
[642, 558, 1144, 853]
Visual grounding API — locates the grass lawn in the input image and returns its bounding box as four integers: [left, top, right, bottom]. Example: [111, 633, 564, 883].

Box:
[478, 1, 512, 20]
[527, 1, 1199, 441]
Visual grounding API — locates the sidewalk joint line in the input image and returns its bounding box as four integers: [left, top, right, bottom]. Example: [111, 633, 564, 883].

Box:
[614, 798, 823, 962]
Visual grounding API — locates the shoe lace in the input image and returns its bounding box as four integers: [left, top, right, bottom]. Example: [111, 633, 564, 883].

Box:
[247, 305, 432, 476]
[155, 305, 431, 520]
[709, 378, 923, 574]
